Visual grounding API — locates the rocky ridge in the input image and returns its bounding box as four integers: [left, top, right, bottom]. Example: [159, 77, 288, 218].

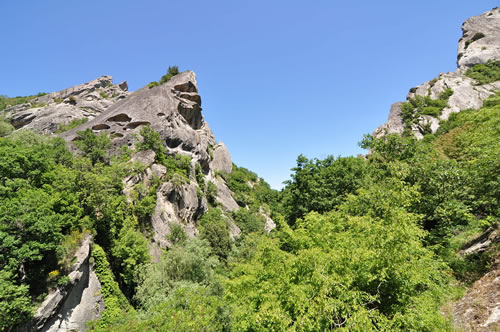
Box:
[374, 7, 500, 139]
[4, 76, 129, 134]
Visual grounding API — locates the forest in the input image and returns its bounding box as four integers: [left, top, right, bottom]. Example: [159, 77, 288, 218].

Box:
[0, 87, 498, 331]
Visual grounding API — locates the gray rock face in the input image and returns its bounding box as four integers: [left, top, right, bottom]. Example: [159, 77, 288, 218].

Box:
[373, 102, 405, 138]
[62, 71, 216, 171]
[152, 181, 207, 248]
[374, 7, 500, 139]
[6, 76, 129, 134]
[20, 235, 104, 332]
[457, 7, 500, 68]
[211, 143, 233, 173]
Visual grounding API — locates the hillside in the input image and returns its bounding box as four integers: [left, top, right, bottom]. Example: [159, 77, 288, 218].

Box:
[0, 7, 498, 332]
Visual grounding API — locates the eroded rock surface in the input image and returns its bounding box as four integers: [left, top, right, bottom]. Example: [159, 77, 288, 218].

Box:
[374, 7, 500, 139]
[19, 235, 104, 332]
[458, 7, 500, 68]
[453, 229, 500, 331]
[6, 76, 129, 134]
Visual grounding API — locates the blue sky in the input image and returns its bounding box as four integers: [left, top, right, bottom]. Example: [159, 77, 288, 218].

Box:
[0, 1, 496, 188]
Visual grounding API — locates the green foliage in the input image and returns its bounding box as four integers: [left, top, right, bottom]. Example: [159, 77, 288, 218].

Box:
[206, 181, 218, 206]
[134, 238, 219, 310]
[465, 60, 500, 85]
[168, 223, 187, 245]
[91, 244, 133, 329]
[400, 89, 453, 131]
[74, 129, 111, 165]
[226, 196, 451, 330]
[99, 91, 109, 99]
[147, 81, 159, 89]
[232, 208, 265, 234]
[146, 66, 181, 88]
[0, 120, 14, 137]
[0, 92, 47, 112]
[0, 270, 33, 331]
[56, 117, 88, 133]
[198, 209, 232, 260]
[281, 154, 368, 224]
[222, 164, 280, 213]
[464, 32, 485, 49]
[112, 225, 150, 297]
[159, 66, 180, 84]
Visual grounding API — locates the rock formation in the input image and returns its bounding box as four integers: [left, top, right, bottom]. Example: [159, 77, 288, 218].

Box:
[5, 76, 129, 134]
[374, 7, 500, 139]
[18, 235, 104, 332]
[58, 71, 241, 250]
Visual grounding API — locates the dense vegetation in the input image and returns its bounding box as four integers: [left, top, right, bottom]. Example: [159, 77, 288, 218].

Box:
[465, 60, 500, 85]
[0, 87, 498, 330]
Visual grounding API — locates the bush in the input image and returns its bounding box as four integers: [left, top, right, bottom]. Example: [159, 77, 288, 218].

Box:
[465, 60, 500, 85]
[0, 120, 14, 137]
[198, 209, 232, 260]
[74, 129, 111, 165]
[159, 66, 180, 84]
[56, 118, 88, 133]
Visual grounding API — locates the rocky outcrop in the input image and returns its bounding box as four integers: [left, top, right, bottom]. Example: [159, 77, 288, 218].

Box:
[152, 181, 208, 248]
[453, 228, 500, 331]
[374, 7, 500, 139]
[61, 71, 241, 248]
[19, 235, 104, 332]
[211, 143, 233, 174]
[62, 71, 214, 168]
[457, 7, 500, 68]
[6, 76, 129, 134]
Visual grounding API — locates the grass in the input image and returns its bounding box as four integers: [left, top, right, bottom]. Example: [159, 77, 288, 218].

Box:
[56, 118, 88, 133]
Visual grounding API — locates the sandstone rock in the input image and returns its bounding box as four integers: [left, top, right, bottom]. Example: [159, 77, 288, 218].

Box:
[6, 76, 130, 134]
[152, 180, 207, 248]
[453, 229, 500, 331]
[373, 102, 405, 137]
[20, 235, 104, 332]
[211, 142, 233, 173]
[62, 72, 210, 157]
[211, 176, 239, 211]
[457, 7, 500, 68]
[374, 7, 500, 139]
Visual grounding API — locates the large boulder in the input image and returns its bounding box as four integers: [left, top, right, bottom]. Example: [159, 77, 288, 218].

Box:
[211, 142, 233, 174]
[457, 7, 500, 68]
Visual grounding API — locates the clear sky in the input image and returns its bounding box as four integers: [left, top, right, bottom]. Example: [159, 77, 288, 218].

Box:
[0, 1, 496, 189]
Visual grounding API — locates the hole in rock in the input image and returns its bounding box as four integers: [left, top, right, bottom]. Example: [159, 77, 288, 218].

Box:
[92, 124, 110, 130]
[107, 113, 132, 122]
[126, 121, 151, 129]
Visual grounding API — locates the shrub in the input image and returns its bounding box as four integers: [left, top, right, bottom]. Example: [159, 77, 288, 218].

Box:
[168, 223, 187, 245]
[198, 209, 232, 260]
[56, 118, 88, 133]
[465, 60, 500, 85]
[147, 81, 159, 89]
[74, 129, 111, 165]
[0, 120, 14, 137]
[159, 66, 180, 84]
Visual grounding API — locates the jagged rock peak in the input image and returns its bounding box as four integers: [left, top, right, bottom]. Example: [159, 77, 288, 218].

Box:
[458, 7, 500, 68]
[62, 70, 217, 168]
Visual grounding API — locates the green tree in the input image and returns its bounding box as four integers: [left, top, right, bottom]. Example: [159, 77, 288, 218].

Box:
[74, 128, 111, 165]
